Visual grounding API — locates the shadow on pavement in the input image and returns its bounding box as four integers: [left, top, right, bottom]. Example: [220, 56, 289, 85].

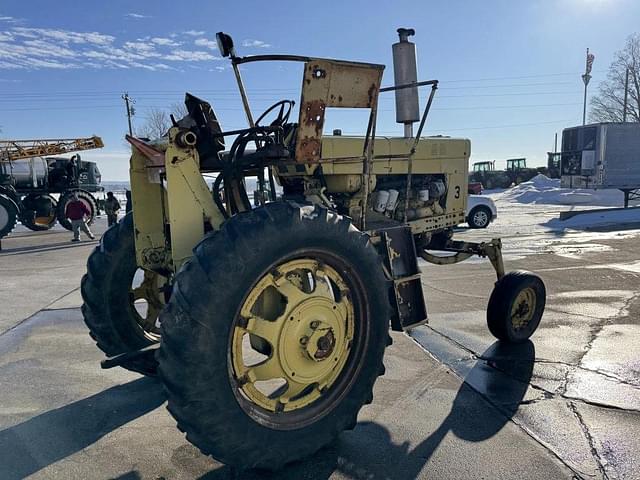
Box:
[0, 377, 165, 480]
[199, 340, 535, 479]
[0, 240, 98, 256]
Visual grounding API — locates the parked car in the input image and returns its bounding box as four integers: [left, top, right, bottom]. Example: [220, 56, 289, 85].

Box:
[466, 195, 497, 228]
[468, 181, 483, 194]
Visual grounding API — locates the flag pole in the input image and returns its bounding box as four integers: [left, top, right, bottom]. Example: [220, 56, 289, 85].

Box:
[581, 48, 593, 126]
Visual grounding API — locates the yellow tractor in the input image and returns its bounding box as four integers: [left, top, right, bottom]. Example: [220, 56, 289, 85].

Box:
[81, 29, 546, 469]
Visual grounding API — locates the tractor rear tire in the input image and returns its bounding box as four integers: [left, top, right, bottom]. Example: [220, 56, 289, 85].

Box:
[157, 202, 391, 470]
[20, 194, 58, 231]
[57, 189, 97, 231]
[0, 194, 18, 239]
[487, 270, 546, 343]
[81, 213, 163, 376]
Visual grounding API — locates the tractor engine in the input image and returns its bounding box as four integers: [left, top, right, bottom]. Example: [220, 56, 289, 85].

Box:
[368, 174, 447, 221]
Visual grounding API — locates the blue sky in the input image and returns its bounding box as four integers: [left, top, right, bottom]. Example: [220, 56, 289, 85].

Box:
[0, 0, 638, 180]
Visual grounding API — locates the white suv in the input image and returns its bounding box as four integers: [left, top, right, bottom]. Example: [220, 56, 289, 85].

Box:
[466, 195, 497, 229]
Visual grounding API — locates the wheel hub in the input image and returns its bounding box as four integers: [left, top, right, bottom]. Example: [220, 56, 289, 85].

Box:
[474, 210, 488, 226]
[231, 258, 355, 413]
[511, 287, 536, 330]
[278, 298, 346, 386]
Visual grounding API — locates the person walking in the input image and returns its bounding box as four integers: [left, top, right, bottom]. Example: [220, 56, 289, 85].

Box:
[104, 191, 121, 227]
[65, 194, 95, 242]
[125, 189, 132, 214]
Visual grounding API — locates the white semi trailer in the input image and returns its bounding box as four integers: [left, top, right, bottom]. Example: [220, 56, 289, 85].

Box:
[560, 122, 640, 206]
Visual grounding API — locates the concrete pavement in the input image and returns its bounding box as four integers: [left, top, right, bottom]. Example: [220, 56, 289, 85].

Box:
[1, 213, 638, 478]
[412, 211, 640, 479]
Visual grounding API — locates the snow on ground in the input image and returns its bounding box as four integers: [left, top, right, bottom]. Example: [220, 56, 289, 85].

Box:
[547, 207, 640, 230]
[488, 174, 630, 207]
[456, 174, 640, 262]
[480, 174, 640, 234]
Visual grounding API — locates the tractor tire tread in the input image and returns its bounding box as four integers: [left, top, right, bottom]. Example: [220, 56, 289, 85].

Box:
[487, 270, 546, 343]
[157, 202, 391, 470]
[81, 213, 158, 375]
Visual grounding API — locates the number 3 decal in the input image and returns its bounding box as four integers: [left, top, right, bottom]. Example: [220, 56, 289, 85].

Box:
[454, 186, 460, 198]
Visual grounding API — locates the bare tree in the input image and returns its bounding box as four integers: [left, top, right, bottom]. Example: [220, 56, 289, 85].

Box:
[170, 102, 189, 119]
[136, 108, 171, 139]
[135, 103, 190, 139]
[591, 34, 640, 123]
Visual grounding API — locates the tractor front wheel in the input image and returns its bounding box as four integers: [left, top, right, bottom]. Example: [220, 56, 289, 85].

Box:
[487, 271, 546, 342]
[158, 203, 391, 469]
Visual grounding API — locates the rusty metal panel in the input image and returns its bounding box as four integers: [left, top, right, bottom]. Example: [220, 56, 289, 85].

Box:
[295, 59, 384, 163]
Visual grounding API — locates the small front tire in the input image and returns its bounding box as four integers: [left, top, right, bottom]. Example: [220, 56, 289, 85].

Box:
[487, 271, 546, 343]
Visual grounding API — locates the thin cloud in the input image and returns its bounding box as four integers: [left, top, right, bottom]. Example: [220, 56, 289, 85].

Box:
[164, 49, 217, 61]
[0, 23, 221, 70]
[242, 39, 271, 48]
[183, 30, 206, 36]
[125, 13, 150, 19]
[151, 37, 180, 47]
[0, 15, 21, 24]
[12, 27, 115, 45]
[194, 38, 216, 49]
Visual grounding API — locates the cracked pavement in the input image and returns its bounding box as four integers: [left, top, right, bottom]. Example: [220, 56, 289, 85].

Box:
[1, 206, 639, 478]
[412, 209, 640, 479]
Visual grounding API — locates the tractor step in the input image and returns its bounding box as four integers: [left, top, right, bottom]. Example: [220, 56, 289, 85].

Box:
[378, 225, 428, 331]
[100, 343, 160, 370]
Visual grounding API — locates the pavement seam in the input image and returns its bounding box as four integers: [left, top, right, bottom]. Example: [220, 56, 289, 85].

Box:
[425, 325, 640, 412]
[535, 358, 640, 390]
[416, 325, 640, 478]
[407, 333, 587, 479]
[0, 286, 81, 338]
[568, 401, 610, 480]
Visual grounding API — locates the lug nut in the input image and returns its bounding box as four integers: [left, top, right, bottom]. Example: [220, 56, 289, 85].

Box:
[310, 321, 320, 329]
[299, 336, 309, 346]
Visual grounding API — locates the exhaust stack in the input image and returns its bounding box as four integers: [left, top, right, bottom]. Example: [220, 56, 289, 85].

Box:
[392, 28, 419, 138]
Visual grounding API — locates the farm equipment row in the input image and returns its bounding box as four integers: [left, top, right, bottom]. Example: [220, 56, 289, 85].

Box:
[0, 136, 104, 238]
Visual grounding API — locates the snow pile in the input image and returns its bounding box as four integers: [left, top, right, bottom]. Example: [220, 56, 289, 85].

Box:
[547, 207, 640, 229]
[500, 174, 626, 207]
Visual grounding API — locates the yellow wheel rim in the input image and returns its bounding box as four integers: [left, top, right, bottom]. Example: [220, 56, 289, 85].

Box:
[231, 258, 355, 413]
[510, 287, 536, 330]
[130, 269, 167, 340]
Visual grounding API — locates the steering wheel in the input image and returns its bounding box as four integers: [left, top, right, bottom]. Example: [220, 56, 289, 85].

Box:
[255, 100, 295, 128]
